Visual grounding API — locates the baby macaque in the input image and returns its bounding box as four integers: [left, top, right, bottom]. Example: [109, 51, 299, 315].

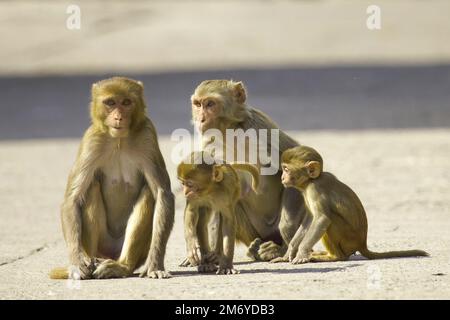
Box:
[178, 151, 259, 274]
[273, 145, 428, 264]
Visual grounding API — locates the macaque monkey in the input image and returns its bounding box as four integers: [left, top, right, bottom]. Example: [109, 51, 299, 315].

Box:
[272, 145, 428, 264]
[49, 77, 174, 280]
[188, 80, 305, 262]
[178, 152, 260, 275]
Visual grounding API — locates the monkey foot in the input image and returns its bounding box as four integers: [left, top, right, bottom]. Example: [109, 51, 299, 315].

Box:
[270, 255, 289, 263]
[216, 267, 240, 275]
[198, 263, 218, 273]
[246, 238, 263, 260]
[140, 270, 172, 279]
[92, 259, 130, 279]
[257, 241, 284, 261]
[179, 258, 192, 267]
[291, 255, 311, 265]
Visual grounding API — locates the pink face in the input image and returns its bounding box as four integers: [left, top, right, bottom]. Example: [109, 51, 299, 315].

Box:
[281, 164, 295, 187]
[103, 96, 134, 137]
[191, 96, 221, 132]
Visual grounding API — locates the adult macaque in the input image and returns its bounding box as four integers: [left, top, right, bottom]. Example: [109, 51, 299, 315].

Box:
[272, 145, 428, 264]
[188, 80, 304, 261]
[49, 77, 174, 279]
[178, 151, 259, 275]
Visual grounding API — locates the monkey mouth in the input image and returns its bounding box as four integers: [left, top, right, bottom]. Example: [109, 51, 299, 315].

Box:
[185, 191, 197, 199]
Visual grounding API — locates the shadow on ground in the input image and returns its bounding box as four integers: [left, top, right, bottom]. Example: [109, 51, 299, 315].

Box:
[170, 263, 362, 277]
[1, 64, 449, 140]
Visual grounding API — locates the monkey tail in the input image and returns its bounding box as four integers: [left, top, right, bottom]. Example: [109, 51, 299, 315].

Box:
[359, 246, 429, 260]
[229, 163, 260, 192]
[49, 267, 69, 280]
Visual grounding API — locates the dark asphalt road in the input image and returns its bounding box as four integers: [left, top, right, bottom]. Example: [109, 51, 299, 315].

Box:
[1, 64, 449, 140]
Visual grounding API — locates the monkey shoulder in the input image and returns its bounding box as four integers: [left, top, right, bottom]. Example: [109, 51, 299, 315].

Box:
[243, 108, 298, 150]
[308, 172, 364, 217]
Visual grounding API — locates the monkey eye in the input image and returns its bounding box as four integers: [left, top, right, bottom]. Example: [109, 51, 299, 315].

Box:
[122, 98, 132, 106]
[193, 100, 201, 107]
[104, 98, 116, 107]
[282, 166, 289, 172]
[185, 181, 194, 188]
[205, 100, 215, 108]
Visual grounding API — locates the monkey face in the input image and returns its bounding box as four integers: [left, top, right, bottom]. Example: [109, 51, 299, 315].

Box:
[179, 179, 208, 200]
[103, 96, 134, 138]
[191, 96, 222, 132]
[282, 164, 311, 189]
[282, 164, 299, 187]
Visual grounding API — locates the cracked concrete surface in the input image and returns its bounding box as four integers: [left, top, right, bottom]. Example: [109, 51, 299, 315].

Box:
[1, 131, 449, 299]
[1, 0, 450, 300]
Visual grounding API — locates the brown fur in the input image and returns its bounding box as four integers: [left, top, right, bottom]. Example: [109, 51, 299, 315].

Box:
[50, 77, 174, 280]
[273, 145, 429, 264]
[189, 80, 305, 262]
[178, 151, 259, 274]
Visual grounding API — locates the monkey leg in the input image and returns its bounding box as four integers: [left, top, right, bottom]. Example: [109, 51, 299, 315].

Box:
[180, 207, 219, 267]
[309, 233, 349, 263]
[311, 251, 329, 257]
[232, 202, 263, 260]
[258, 188, 306, 261]
[217, 212, 239, 275]
[93, 186, 154, 279]
[198, 210, 220, 271]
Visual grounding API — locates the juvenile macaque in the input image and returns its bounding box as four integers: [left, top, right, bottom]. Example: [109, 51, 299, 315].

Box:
[49, 77, 174, 279]
[178, 151, 259, 274]
[189, 80, 305, 262]
[272, 145, 428, 264]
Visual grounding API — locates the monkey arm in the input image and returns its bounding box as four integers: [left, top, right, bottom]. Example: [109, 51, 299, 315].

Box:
[143, 172, 174, 272]
[297, 214, 331, 256]
[184, 203, 201, 265]
[287, 212, 313, 260]
[61, 136, 101, 262]
[141, 149, 175, 273]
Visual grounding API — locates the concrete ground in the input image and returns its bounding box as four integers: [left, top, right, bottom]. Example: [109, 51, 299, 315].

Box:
[1, 130, 449, 299]
[0, 0, 449, 299]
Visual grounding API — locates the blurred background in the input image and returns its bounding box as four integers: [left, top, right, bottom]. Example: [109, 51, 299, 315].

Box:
[1, 0, 449, 139]
[1, 0, 450, 299]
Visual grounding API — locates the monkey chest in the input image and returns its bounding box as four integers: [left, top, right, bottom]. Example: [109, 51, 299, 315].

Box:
[99, 153, 143, 214]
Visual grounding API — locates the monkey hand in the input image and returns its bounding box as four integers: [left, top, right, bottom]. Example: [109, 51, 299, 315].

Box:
[139, 265, 172, 279]
[179, 258, 192, 267]
[69, 253, 95, 279]
[186, 244, 202, 266]
[287, 244, 299, 262]
[216, 265, 240, 275]
[291, 250, 311, 265]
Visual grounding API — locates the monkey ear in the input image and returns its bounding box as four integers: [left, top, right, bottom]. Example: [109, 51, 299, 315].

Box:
[306, 161, 321, 179]
[233, 81, 247, 104]
[212, 166, 224, 182]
